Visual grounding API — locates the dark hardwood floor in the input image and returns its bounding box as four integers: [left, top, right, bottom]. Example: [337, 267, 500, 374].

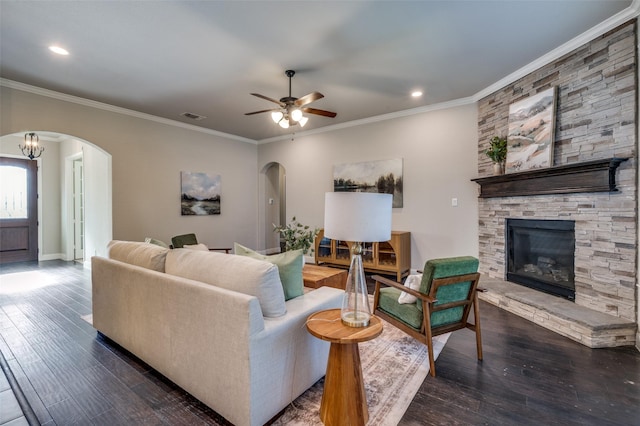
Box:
[0, 260, 638, 425]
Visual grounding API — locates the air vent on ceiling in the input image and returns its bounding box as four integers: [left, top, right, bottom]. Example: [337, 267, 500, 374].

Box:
[180, 112, 207, 121]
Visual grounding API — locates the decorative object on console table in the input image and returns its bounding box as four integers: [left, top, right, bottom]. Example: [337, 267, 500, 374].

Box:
[314, 229, 411, 281]
[333, 158, 404, 208]
[506, 86, 556, 173]
[324, 192, 392, 327]
[485, 135, 507, 175]
[273, 216, 319, 259]
[471, 157, 629, 198]
[180, 171, 221, 215]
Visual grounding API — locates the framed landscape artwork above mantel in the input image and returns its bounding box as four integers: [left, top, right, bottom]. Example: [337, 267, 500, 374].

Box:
[505, 86, 556, 174]
[180, 171, 221, 215]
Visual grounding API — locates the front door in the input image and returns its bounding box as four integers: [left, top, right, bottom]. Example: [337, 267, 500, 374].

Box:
[0, 157, 38, 263]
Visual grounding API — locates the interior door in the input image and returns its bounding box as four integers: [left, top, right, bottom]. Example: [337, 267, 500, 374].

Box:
[0, 157, 38, 263]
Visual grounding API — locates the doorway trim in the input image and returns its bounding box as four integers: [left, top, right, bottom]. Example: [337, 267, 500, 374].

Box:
[259, 161, 286, 254]
[65, 151, 84, 262]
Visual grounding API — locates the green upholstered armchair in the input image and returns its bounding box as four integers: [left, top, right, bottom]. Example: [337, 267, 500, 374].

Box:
[170, 233, 231, 253]
[372, 256, 482, 377]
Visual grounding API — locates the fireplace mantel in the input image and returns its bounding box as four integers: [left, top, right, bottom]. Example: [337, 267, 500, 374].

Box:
[471, 157, 628, 198]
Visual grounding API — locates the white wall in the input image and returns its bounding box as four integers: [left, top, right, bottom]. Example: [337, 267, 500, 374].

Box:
[1, 86, 260, 256]
[258, 102, 479, 270]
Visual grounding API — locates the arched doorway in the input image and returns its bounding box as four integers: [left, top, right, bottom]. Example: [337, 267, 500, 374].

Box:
[262, 162, 286, 254]
[0, 132, 112, 266]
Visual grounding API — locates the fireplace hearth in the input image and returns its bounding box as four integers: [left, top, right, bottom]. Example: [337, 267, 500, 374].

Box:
[506, 219, 575, 301]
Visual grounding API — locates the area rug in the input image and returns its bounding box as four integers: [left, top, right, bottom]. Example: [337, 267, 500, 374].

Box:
[272, 324, 449, 426]
[81, 313, 448, 425]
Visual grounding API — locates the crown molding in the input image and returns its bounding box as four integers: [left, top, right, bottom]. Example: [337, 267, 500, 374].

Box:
[474, 2, 640, 101]
[0, 78, 257, 145]
[257, 96, 476, 144]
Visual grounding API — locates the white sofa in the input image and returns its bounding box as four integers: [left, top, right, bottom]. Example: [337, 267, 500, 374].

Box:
[91, 241, 343, 426]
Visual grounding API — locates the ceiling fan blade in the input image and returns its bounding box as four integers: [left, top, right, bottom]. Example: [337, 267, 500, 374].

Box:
[245, 109, 278, 116]
[250, 93, 285, 106]
[295, 92, 324, 107]
[302, 107, 337, 118]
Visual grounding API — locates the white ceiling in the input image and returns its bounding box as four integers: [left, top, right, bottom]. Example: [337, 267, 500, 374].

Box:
[0, 1, 636, 142]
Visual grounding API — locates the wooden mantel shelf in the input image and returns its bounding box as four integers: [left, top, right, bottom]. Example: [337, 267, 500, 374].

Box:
[471, 157, 628, 198]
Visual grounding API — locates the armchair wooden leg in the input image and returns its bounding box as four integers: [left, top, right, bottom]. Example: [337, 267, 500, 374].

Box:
[423, 302, 437, 377]
[473, 294, 483, 361]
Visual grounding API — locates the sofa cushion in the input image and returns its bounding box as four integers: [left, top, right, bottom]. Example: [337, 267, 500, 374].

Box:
[108, 240, 169, 272]
[234, 243, 304, 301]
[165, 249, 286, 317]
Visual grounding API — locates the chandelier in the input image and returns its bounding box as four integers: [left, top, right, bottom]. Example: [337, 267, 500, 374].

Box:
[19, 132, 44, 160]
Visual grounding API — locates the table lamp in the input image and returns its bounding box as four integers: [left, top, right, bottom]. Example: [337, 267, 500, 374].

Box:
[324, 192, 393, 327]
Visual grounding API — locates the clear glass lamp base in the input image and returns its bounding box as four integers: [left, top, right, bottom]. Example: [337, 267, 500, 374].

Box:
[341, 310, 371, 327]
[341, 249, 371, 328]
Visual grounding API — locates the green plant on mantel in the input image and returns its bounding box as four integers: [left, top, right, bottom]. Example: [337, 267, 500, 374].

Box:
[485, 136, 508, 163]
[273, 216, 319, 255]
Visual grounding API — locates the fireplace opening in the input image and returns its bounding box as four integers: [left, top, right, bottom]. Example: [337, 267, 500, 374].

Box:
[506, 219, 575, 301]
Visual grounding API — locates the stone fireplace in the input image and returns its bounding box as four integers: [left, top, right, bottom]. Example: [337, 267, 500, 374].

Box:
[474, 20, 638, 348]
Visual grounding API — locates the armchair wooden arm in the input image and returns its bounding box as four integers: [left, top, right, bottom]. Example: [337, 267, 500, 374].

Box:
[372, 274, 436, 303]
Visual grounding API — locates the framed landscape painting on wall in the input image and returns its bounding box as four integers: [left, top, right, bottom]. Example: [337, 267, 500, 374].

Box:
[505, 86, 556, 173]
[180, 171, 221, 215]
[333, 158, 403, 208]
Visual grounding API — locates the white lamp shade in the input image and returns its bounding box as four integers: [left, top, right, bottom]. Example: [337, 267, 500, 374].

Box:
[279, 118, 290, 128]
[298, 116, 308, 127]
[324, 192, 392, 242]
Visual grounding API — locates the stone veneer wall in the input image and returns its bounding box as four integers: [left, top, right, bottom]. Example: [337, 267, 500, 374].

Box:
[477, 21, 637, 322]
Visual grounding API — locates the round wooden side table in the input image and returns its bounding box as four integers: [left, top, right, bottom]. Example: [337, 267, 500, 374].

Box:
[306, 308, 383, 426]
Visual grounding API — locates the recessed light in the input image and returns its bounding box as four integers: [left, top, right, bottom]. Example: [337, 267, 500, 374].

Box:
[411, 91, 423, 98]
[49, 46, 69, 55]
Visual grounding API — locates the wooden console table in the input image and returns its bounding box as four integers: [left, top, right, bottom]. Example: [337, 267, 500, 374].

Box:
[306, 309, 383, 426]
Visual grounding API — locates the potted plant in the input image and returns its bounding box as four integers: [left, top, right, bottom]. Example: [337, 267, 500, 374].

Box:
[273, 216, 320, 260]
[485, 135, 507, 175]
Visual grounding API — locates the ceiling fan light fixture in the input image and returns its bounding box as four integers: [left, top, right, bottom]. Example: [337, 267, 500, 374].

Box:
[245, 69, 336, 131]
[271, 111, 284, 123]
[290, 108, 303, 122]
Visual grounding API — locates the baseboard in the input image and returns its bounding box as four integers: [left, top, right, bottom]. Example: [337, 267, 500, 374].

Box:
[40, 253, 65, 261]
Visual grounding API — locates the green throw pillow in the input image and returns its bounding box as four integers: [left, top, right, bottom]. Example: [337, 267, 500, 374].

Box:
[234, 243, 304, 301]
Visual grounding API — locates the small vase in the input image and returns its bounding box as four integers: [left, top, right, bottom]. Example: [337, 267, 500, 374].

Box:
[493, 162, 505, 176]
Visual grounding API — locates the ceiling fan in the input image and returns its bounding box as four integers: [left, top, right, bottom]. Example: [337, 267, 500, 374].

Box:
[245, 70, 337, 129]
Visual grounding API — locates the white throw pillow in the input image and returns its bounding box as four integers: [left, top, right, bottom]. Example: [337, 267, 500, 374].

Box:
[398, 274, 423, 304]
[183, 243, 209, 251]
